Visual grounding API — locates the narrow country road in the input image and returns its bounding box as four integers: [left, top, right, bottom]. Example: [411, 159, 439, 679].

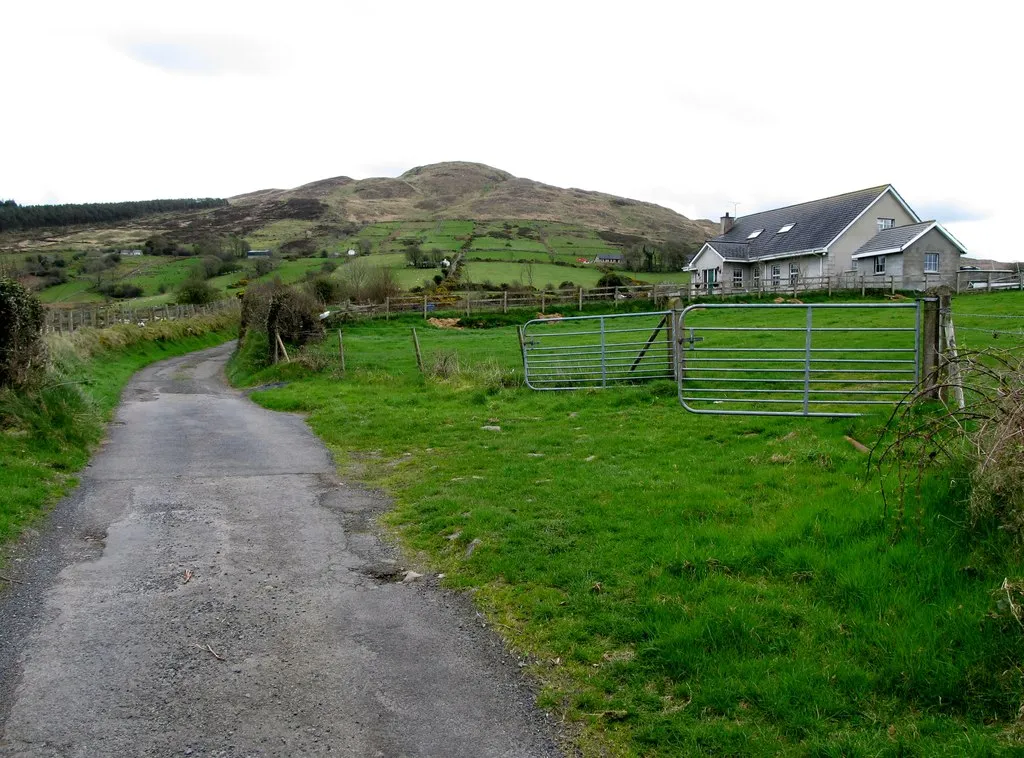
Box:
[0, 343, 561, 757]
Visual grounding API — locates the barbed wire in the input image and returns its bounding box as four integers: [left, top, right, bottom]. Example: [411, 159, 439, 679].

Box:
[956, 326, 1024, 337]
[955, 312, 1024, 320]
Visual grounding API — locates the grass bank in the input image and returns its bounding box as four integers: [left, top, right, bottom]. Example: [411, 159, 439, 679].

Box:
[0, 311, 238, 546]
[229, 295, 1024, 755]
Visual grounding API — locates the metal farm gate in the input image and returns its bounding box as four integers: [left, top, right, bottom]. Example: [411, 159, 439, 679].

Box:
[520, 302, 924, 417]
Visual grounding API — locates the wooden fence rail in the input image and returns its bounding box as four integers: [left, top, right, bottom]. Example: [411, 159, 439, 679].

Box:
[42, 298, 238, 334]
[42, 270, 1021, 333]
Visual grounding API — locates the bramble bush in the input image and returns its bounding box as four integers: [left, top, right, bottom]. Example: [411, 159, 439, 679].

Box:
[0, 277, 46, 388]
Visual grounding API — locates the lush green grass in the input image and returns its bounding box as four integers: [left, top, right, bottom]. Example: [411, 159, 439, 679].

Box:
[462, 261, 605, 289]
[228, 293, 1024, 755]
[0, 315, 238, 548]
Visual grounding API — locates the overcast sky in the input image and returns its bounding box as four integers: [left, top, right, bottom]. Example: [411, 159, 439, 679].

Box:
[2, 0, 1017, 260]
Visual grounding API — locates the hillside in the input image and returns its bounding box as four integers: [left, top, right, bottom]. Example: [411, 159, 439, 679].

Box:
[0, 162, 713, 256]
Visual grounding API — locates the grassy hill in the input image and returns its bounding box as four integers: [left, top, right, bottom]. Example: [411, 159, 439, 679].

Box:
[0, 162, 712, 305]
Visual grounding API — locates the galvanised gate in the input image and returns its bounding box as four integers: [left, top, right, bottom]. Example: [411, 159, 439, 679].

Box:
[520, 302, 923, 417]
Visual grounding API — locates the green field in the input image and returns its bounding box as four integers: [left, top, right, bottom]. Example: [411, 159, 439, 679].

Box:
[226, 291, 1024, 755]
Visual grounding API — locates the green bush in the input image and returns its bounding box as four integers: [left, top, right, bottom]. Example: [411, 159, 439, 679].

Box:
[176, 277, 218, 305]
[0, 277, 46, 388]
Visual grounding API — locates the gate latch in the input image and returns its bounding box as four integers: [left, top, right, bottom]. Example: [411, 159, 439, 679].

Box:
[684, 328, 704, 349]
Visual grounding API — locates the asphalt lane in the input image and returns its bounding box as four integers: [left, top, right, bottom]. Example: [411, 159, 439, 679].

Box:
[0, 343, 561, 757]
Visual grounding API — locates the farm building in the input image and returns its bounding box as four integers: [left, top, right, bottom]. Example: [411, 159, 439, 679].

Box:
[595, 253, 625, 265]
[246, 249, 272, 259]
[688, 185, 967, 291]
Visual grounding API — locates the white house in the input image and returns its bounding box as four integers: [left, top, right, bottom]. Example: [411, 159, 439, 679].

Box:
[688, 185, 967, 291]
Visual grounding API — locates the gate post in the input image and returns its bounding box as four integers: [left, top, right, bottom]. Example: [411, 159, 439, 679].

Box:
[920, 296, 941, 398]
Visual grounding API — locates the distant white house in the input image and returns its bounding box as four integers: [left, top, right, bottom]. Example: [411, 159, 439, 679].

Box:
[246, 249, 272, 259]
[347, 249, 358, 257]
[119, 249, 143, 257]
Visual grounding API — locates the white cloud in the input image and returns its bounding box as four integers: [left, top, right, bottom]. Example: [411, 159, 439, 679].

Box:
[0, 0, 1019, 260]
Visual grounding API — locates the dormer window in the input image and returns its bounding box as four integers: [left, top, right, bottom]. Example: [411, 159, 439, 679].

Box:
[747, 229, 764, 239]
[778, 223, 795, 233]
[877, 218, 895, 233]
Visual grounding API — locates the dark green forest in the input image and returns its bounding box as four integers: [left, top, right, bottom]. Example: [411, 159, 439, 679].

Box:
[0, 198, 227, 233]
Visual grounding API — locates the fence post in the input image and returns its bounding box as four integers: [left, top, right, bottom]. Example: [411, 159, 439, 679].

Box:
[423, 295, 427, 319]
[338, 330, 345, 373]
[465, 291, 470, 317]
[860, 276, 866, 297]
[502, 290, 508, 314]
[890, 275, 895, 295]
[540, 291, 545, 314]
[578, 287, 584, 311]
[411, 328, 424, 373]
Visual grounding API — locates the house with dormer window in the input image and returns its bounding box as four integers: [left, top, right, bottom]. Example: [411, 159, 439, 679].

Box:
[687, 185, 968, 291]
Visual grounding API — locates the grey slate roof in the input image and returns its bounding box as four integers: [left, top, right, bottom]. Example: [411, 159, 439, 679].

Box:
[852, 221, 936, 256]
[706, 241, 751, 260]
[709, 185, 891, 260]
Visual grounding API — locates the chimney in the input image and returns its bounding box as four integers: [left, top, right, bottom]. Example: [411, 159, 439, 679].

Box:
[720, 213, 735, 235]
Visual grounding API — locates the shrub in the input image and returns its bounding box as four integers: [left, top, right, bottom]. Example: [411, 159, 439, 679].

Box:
[177, 277, 218, 305]
[307, 276, 340, 305]
[0, 277, 46, 388]
[596, 271, 630, 288]
[252, 257, 275, 277]
[98, 282, 144, 299]
[240, 281, 323, 361]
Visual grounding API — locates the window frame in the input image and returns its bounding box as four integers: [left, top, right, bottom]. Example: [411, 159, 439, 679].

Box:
[877, 218, 895, 233]
[874, 255, 886, 275]
[770, 264, 781, 286]
[747, 229, 764, 239]
[923, 252, 940, 273]
[789, 262, 800, 284]
[732, 268, 744, 288]
[778, 223, 795, 234]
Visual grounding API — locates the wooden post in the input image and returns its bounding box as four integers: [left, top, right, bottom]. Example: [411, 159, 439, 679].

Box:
[423, 295, 428, 319]
[465, 291, 470, 317]
[411, 327, 424, 373]
[921, 297, 941, 398]
[940, 301, 965, 410]
[502, 290, 508, 314]
[273, 330, 280, 364]
[578, 287, 584, 311]
[827, 275, 832, 297]
[860, 276, 866, 297]
[276, 332, 290, 363]
[540, 291, 545, 314]
[385, 297, 390, 320]
[890, 275, 895, 295]
[338, 330, 345, 373]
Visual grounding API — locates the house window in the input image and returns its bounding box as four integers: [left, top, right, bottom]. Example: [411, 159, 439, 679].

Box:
[924, 252, 940, 273]
[747, 229, 764, 239]
[732, 268, 743, 288]
[789, 262, 800, 284]
[771, 264, 781, 287]
[874, 256, 886, 275]
[778, 223, 795, 233]
[877, 218, 895, 233]
[753, 266, 761, 286]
